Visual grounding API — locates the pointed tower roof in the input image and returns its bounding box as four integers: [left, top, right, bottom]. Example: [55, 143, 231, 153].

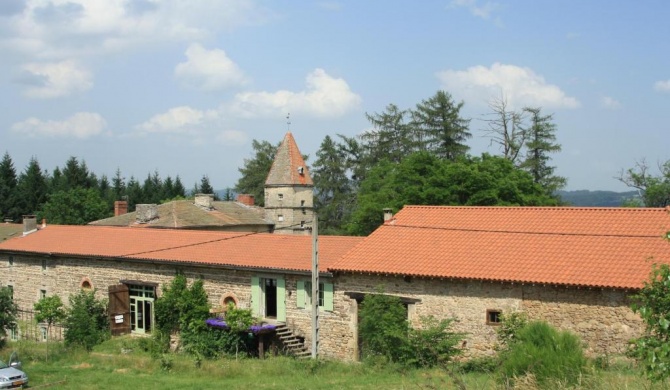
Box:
[265, 132, 313, 186]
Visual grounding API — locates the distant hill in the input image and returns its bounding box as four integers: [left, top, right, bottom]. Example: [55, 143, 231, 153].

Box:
[557, 190, 640, 207]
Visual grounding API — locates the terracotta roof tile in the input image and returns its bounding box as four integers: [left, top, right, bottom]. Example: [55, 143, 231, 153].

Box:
[331, 206, 670, 289]
[265, 132, 313, 186]
[0, 226, 362, 273]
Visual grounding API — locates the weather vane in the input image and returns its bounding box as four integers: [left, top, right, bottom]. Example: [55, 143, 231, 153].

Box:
[286, 113, 291, 131]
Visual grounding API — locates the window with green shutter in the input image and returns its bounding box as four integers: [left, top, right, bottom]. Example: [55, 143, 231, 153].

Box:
[298, 281, 334, 311]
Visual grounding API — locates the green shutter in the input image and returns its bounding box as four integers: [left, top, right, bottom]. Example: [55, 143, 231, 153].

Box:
[277, 278, 286, 322]
[324, 282, 334, 311]
[296, 280, 305, 309]
[251, 276, 261, 317]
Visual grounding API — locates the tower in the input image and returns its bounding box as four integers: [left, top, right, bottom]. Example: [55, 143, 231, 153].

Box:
[264, 132, 314, 235]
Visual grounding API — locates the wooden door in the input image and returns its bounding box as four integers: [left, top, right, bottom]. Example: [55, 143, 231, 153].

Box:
[108, 284, 131, 336]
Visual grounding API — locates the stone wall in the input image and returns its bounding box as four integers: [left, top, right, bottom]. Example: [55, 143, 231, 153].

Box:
[331, 274, 643, 360]
[0, 252, 644, 360]
[264, 186, 314, 235]
[521, 285, 642, 355]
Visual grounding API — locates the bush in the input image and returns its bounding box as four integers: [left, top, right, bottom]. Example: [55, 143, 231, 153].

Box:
[63, 289, 109, 350]
[499, 321, 586, 386]
[406, 316, 463, 367]
[359, 291, 463, 368]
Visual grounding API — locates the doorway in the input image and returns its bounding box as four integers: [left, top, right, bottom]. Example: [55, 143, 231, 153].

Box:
[129, 285, 155, 334]
[263, 278, 277, 318]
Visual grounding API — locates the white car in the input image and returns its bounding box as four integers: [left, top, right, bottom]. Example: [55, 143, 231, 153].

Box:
[0, 352, 27, 389]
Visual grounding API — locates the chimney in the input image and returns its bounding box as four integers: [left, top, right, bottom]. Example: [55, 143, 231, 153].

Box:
[194, 194, 214, 209]
[136, 204, 159, 223]
[23, 215, 37, 236]
[383, 208, 393, 222]
[237, 194, 255, 206]
[114, 200, 128, 217]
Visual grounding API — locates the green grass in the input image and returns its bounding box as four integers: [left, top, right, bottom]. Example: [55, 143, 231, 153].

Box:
[1, 337, 668, 389]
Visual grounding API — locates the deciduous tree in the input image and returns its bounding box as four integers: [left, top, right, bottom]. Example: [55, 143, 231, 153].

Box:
[0, 286, 18, 346]
[618, 159, 670, 207]
[41, 188, 110, 224]
[34, 295, 66, 361]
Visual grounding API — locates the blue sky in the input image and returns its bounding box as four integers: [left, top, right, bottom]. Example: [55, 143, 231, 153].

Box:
[1, 0, 668, 192]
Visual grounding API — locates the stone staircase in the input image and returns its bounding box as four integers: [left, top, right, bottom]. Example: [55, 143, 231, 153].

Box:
[274, 324, 310, 358]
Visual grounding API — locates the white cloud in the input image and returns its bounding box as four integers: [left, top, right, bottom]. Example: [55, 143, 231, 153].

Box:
[230, 68, 361, 118]
[600, 96, 621, 110]
[2, 0, 271, 60]
[137, 106, 218, 134]
[654, 79, 670, 92]
[175, 43, 248, 91]
[448, 0, 500, 22]
[11, 112, 107, 138]
[18, 60, 92, 98]
[437, 63, 580, 109]
[215, 130, 248, 145]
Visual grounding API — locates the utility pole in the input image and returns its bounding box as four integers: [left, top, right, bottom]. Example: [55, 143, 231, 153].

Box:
[311, 213, 319, 359]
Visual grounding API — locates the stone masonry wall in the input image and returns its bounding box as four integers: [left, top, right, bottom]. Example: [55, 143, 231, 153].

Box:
[331, 274, 644, 360]
[521, 285, 642, 356]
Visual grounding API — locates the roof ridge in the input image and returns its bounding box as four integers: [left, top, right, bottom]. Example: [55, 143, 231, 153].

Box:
[402, 205, 669, 212]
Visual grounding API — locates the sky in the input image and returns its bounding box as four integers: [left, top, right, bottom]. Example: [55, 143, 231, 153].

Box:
[1, 0, 668, 192]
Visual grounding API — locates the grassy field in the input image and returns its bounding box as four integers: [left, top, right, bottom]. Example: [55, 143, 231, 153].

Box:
[1, 337, 669, 389]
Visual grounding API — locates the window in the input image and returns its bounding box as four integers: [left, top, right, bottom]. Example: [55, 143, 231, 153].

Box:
[278, 193, 283, 200]
[486, 309, 502, 325]
[41, 259, 47, 271]
[40, 326, 47, 341]
[300, 221, 305, 228]
[8, 256, 13, 266]
[81, 280, 93, 290]
[278, 215, 284, 222]
[9, 327, 18, 341]
[40, 289, 47, 299]
[300, 200, 305, 206]
[296, 281, 334, 311]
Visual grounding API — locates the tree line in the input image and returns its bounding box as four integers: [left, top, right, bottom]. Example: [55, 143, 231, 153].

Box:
[236, 90, 567, 235]
[0, 154, 217, 225]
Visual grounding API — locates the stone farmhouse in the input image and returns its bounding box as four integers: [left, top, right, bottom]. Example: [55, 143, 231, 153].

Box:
[1, 131, 669, 360]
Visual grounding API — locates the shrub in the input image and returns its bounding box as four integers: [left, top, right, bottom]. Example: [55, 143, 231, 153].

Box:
[359, 291, 463, 368]
[629, 263, 670, 381]
[499, 321, 586, 386]
[0, 286, 18, 348]
[495, 311, 528, 350]
[63, 289, 109, 351]
[406, 316, 463, 367]
[358, 292, 409, 363]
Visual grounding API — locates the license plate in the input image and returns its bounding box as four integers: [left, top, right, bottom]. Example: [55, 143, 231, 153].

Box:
[12, 380, 24, 386]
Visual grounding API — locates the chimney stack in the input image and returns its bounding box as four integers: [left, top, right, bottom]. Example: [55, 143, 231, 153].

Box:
[237, 194, 255, 206]
[136, 204, 159, 223]
[194, 194, 214, 209]
[23, 215, 37, 236]
[383, 208, 393, 222]
[114, 200, 128, 217]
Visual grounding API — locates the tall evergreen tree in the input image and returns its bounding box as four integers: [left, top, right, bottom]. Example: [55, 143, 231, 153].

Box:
[235, 140, 278, 207]
[520, 107, 566, 195]
[199, 175, 214, 195]
[412, 90, 471, 160]
[62, 157, 93, 190]
[126, 176, 143, 211]
[0, 152, 18, 220]
[312, 135, 354, 234]
[16, 157, 49, 216]
[363, 104, 415, 166]
[111, 168, 126, 202]
[173, 176, 186, 198]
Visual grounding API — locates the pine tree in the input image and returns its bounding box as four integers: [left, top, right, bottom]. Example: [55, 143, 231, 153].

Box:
[0, 152, 19, 221]
[111, 168, 126, 202]
[412, 90, 471, 161]
[520, 107, 566, 195]
[363, 104, 415, 166]
[16, 157, 49, 216]
[312, 135, 354, 234]
[173, 176, 186, 198]
[199, 175, 216, 199]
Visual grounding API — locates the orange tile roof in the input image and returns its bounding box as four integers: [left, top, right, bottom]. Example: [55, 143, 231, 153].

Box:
[265, 132, 313, 186]
[0, 226, 362, 273]
[330, 206, 670, 289]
